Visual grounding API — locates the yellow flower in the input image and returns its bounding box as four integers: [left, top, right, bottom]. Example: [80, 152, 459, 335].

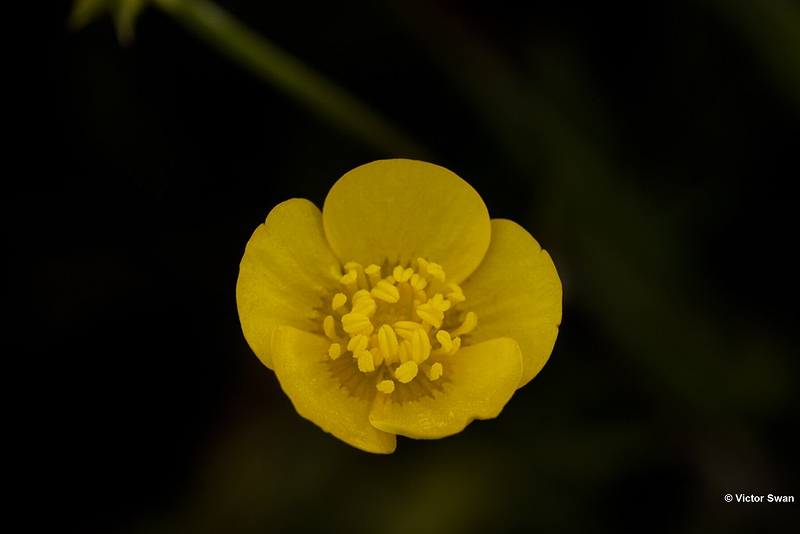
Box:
[236, 159, 562, 453]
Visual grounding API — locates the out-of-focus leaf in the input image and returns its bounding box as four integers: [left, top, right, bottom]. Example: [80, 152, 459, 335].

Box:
[705, 0, 800, 116]
[68, 0, 150, 45]
[152, 0, 427, 158]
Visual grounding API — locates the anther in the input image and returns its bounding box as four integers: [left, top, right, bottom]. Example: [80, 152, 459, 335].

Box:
[398, 340, 410, 363]
[371, 347, 384, 367]
[347, 334, 369, 355]
[357, 351, 375, 373]
[416, 294, 450, 329]
[426, 262, 446, 282]
[340, 269, 358, 292]
[352, 289, 370, 301]
[445, 283, 465, 304]
[449, 311, 477, 338]
[331, 292, 347, 310]
[376, 379, 395, 393]
[409, 273, 427, 291]
[341, 312, 372, 335]
[392, 265, 413, 282]
[422, 362, 443, 380]
[351, 294, 377, 317]
[343, 262, 367, 289]
[378, 324, 399, 362]
[394, 321, 425, 340]
[431, 293, 451, 311]
[435, 330, 453, 353]
[324, 315, 345, 343]
[365, 264, 382, 286]
[395, 361, 419, 383]
[371, 279, 400, 303]
[411, 329, 431, 364]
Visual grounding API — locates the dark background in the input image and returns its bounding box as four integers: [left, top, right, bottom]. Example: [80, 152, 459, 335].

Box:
[36, 0, 798, 532]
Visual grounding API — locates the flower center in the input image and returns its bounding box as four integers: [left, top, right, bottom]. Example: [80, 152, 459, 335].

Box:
[320, 258, 477, 402]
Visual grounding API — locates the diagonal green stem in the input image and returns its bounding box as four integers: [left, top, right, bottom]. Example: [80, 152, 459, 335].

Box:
[153, 0, 428, 158]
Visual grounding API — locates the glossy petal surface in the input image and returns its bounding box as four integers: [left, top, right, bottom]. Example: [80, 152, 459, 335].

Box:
[322, 159, 491, 283]
[461, 219, 562, 387]
[368, 337, 522, 439]
[236, 161, 562, 453]
[236, 199, 342, 369]
[272, 325, 397, 454]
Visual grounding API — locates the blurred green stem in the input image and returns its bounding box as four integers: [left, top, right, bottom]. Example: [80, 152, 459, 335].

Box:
[152, 0, 427, 158]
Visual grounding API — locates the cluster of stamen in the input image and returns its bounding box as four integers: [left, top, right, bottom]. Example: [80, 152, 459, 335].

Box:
[322, 258, 477, 395]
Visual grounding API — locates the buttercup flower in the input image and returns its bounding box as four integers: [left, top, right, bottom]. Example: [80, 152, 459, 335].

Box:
[236, 159, 561, 453]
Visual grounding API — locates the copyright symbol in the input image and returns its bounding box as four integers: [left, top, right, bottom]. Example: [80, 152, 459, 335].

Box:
[725, 494, 733, 502]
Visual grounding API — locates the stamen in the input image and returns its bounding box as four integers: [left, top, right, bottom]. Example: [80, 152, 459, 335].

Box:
[432, 293, 452, 311]
[398, 340, 410, 363]
[331, 292, 347, 310]
[416, 294, 450, 329]
[398, 282, 414, 307]
[425, 261, 446, 282]
[357, 351, 375, 373]
[445, 283, 465, 304]
[421, 362, 443, 380]
[371, 279, 400, 303]
[392, 265, 414, 282]
[416, 258, 430, 278]
[365, 264, 382, 286]
[376, 379, 395, 393]
[409, 273, 427, 291]
[449, 311, 477, 338]
[347, 334, 369, 355]
[378, 324, 399, 362]
[412, 288, 428, 306]
[340, 269, 358, 292]
[395, 361, 419, 383]
[351, 293, 377, 316]
[371, 347, 384, 367]
[436, 330, 453, 353]
[324, 315, 345, 343]
[394, 320, 425, 340]
[410, 329, 431, 364]
[341, 312, 372, 335]
[322, 257, 477, 399]
[352, 289, 371, 302]
[431, 362, 442, 379]
[344, 262, 367, 289]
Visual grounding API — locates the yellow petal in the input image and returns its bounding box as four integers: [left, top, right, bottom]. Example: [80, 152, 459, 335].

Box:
[272, 325, 397, 454]
[460, 219, 562, 388]
[368, 338, 522, 439]
[322, 160, 491, 283]
[236, 199, 342, 369]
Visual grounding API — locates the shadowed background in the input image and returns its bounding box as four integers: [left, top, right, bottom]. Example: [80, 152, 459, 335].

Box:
[36, 0, 798, 532]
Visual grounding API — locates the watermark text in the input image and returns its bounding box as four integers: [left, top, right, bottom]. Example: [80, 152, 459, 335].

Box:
[724, 493, 795, 503]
